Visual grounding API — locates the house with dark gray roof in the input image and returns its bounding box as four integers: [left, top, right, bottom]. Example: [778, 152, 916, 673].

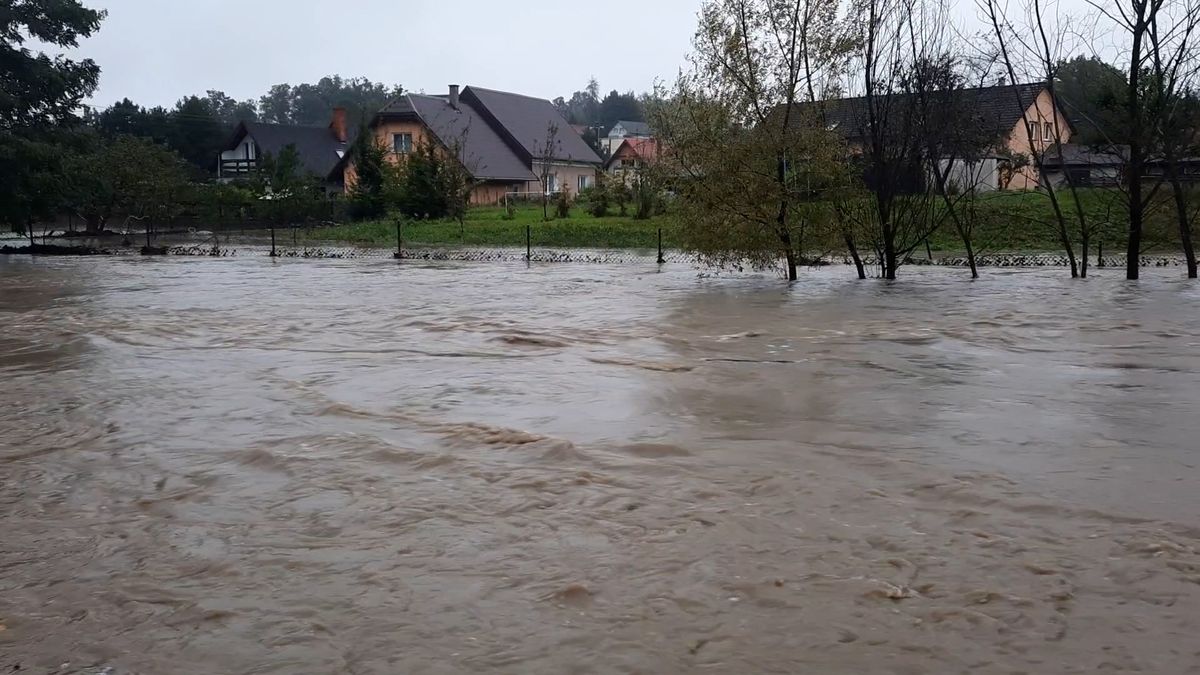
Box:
[786, 82, 1073, 190]
[337, 85, 603, 204]
[219, 108, 354, 192]
[603, 120, 653, 155]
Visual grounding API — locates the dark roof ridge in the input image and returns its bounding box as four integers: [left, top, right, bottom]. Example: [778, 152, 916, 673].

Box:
[463, 85, 550, 102]
[819, 81, 1044, 103]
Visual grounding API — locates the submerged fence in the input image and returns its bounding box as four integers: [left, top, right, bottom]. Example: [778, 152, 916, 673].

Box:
[1, 223, 1191, 270]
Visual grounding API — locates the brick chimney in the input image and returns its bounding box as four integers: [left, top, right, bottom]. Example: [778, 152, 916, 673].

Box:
[448, 85, 460, 110]
[330, 107, 347, 142]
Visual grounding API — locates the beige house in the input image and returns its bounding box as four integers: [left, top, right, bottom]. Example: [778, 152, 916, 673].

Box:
[338, 85, 602, 204]
[810, 82, 1072, 191]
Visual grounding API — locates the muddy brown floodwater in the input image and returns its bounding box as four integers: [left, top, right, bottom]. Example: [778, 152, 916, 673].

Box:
[1, 256, 1199, 674]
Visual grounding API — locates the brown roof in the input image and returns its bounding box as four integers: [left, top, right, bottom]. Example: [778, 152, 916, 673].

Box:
[603, 137, 662, 170]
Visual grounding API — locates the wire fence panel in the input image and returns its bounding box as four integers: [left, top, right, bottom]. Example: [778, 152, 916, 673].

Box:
[3, 229, 1191, 269]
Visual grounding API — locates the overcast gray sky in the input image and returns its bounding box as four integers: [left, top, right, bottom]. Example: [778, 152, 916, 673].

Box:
[76, 0, 703, 108]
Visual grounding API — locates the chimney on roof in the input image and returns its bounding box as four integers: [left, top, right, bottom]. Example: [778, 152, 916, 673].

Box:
[330, 107, 348, 143]
[448, 84, 460, 110]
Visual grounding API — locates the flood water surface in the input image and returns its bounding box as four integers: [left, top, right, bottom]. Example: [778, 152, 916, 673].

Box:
[2, 257, 1199, 674]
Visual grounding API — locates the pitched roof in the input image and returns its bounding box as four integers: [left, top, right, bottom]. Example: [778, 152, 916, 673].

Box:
[228, 121, 351, 179]
[805, 83, 1048, 140]
[403, 95, 538, 181]
[461, 86, 602, 165]
[1040, 143, 1129, 168]
[611, 120, 652, 137]
[603, 137, 661, 170]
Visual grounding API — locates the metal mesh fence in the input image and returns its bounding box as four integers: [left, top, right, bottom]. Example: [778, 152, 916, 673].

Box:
[2, 226, 1190, 269]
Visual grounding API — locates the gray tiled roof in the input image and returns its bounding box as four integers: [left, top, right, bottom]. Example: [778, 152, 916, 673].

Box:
[462, 86, 602, 165]
[229, 122, 350, 180]
[1040, 143, 1128, 167]
[404, 94, 537, 181]
[804, 83, 1049, 140]
[611, 120, 652, 137]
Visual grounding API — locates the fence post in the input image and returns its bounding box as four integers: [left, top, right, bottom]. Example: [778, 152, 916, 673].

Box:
[270, 224, 277, 257]
[657, 228, 665, 264]
[1098, 241, 1104, 268]
[394, 218, 403, 260]
[526, 224, 531, 262]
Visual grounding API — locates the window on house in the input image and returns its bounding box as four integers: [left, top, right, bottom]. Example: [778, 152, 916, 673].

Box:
[621, 158, 636, 168]
[1044, 122, 1053, 142]
[578, 175, 592, 192]
[1028, 121, 1039, 141]
[393, 133, 413, 154]
[544, 173, 558, 193]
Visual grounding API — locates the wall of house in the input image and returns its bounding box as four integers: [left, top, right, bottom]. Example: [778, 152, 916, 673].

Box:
[1004, 89, 1073, 190]
[527, 163, 597, 196]
[470, 182, 518, 206]
[342, 120, 434, 191]
[220, 138, 256, 162]
[605, 144, 642, 176]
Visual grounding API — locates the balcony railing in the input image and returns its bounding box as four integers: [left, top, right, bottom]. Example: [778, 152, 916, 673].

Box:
[219, 158, 258, 179]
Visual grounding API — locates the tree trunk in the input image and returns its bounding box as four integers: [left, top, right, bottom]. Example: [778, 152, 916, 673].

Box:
[1080, 230, 1089, 279]
[1126, 24, 1144, 281]
[962, 231, 979, 279]
[883, 234, 898, 280]
[1166, 162, 1198, 278]
[1057, 225, 1079, 278]
[844, 232, 867, 279]
[1127, 177, 1142, 280]
[776, 157, 796, 282]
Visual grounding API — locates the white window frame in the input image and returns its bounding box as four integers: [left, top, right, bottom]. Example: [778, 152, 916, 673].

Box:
[1044, 122, 1053, 142]
[1028, 121, 1039, 141]
[393, 133, 413, 154]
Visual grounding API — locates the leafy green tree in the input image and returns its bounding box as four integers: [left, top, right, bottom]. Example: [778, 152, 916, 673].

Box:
[252, 144, 322, 225]
[258, 84, 293, 124]
[597, 90, 645, 130]
[168, 96, 224, 171]
[256, 76, 403, 126]
[347, 123, 390, 219]
[1055, 56, 1128, 146]
[62, 135, 190, 233]
[0, 0, 105, 132]
[1, 0, 105, 235]
[0, 135, 67, 242]
[653, 0, 851, 280]
[399, 142, 448, 219]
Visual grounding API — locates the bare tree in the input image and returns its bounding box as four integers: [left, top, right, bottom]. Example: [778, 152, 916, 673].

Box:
[850, 0, 960, 279]
[1086, 0, 1176, 278]
[533, 122, 561, 222]
[1146, 0, 1200, 277]
[980, 0, 1083, 276]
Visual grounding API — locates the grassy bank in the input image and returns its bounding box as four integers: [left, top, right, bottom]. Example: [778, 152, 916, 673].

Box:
[298, 189, 1184, 253]
[310, 206, 678, 250]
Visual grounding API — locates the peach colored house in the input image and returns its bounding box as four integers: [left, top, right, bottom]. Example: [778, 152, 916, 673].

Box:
[338, 85, 602, 205]
[808, 83, 1072, 191]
